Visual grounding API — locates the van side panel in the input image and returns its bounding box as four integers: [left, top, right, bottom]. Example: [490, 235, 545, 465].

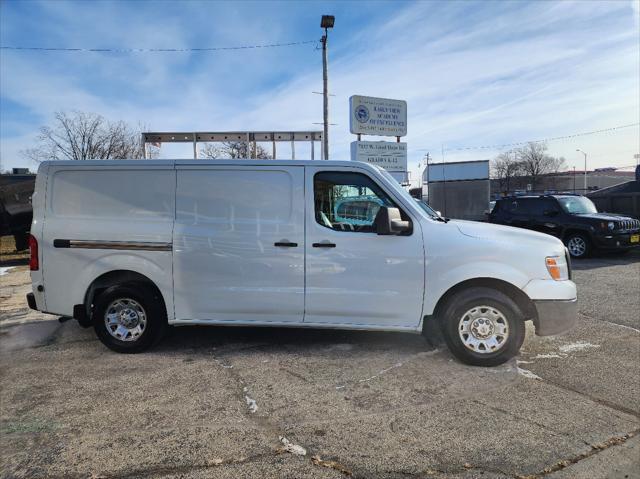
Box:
[172, 166, 305, 323]
[41, 166, 176, 319]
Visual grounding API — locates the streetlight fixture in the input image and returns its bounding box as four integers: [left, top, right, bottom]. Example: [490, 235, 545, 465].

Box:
[320, 15, 335, 29]
[320, 15, 335, 160]
[576, 149, 587, 193]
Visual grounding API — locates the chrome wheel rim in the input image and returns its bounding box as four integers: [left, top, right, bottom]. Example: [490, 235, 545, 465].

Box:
[104, 298, 147, 342]
[458, 305, 509, 354]
[567, 237, 586, 257]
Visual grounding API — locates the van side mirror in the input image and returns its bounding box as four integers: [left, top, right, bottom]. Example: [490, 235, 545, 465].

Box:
[374, 206, 411, 235]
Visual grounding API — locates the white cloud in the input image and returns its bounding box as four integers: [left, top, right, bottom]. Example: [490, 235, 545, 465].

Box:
[1, 0, 638, 180]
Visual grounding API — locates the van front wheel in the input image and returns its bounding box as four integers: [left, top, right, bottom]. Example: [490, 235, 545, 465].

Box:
[93, 282, 167, 353]
[439, 287, 525, 367]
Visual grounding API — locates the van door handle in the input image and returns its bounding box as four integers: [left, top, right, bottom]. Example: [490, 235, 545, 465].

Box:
[312, 242, 336, 248]
[274, 241, 298, 247]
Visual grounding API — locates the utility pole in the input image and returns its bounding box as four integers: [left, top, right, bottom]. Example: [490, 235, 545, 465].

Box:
[320, 15, 334, 160]
[576, 149, 587, 193]
[572, 166, 576, 193]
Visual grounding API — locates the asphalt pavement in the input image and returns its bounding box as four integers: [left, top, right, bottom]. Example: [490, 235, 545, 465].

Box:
[1, 252, 638, 479]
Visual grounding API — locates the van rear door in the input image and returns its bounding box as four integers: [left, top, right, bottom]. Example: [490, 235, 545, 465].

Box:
[173, 165, 305, 323]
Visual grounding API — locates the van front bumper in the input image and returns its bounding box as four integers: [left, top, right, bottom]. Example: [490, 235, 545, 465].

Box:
[533, 298, 577, 336]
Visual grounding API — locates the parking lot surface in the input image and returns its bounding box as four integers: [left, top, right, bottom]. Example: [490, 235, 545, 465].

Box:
[1, 253, 639, 479]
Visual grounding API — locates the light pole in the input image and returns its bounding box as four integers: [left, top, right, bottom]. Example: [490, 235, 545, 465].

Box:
[576, 149, 587, 193]
[320, 15, 334, 160]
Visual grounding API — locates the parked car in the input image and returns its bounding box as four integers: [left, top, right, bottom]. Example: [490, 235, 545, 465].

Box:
[489, 194, 640, 258]
[27, 160, 577, 366]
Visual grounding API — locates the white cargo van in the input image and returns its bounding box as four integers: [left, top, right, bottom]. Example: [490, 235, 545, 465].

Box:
[27, 160, 577, 366]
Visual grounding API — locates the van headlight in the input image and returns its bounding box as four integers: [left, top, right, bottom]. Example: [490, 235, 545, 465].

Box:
[546, 256, 569, 281]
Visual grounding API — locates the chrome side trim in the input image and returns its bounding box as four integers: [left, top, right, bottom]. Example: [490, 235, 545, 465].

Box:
[54, 239, 172, 251]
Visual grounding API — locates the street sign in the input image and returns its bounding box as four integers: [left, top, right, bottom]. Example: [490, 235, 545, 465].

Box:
[351, 141, 407, 172]
[349, 95, 407, 137]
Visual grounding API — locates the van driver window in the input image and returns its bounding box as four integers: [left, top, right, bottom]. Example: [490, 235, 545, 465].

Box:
[314, 172, 397, 232]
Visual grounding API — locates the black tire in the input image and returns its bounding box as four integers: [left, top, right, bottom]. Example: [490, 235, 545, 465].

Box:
[438, 287, 525, 367]
[565, 232, 591, 259]
[93, 282, 167, 353]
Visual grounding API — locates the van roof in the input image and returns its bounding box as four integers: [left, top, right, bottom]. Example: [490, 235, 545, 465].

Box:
[40, 159, 380, 170]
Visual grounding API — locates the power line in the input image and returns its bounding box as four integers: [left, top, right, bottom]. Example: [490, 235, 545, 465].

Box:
[0, 39, 318, 53]
[421, 123, 639, 153]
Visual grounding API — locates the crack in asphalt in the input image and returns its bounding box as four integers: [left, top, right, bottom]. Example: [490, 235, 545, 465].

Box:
[579, 310, 640, 334]
[539, 376, 640, 419]
[514, 429, 640, 478]
[210, 351, 357, 477]
[43, 451, 279, 479]
[366, 429, 639, 479]
[471, 399, 587, 446]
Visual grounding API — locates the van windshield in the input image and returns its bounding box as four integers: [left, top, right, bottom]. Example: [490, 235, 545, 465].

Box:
[374, 167, 438, 219]
[414, 199, 440, 218]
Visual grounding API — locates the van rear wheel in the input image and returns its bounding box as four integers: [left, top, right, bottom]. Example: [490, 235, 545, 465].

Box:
[93, 282, 166, 353]
[439, 287, 525, 367]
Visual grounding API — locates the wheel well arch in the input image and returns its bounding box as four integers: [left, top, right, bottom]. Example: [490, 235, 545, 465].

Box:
[83, 270, 166, 318]
[429, 277, 537, 325]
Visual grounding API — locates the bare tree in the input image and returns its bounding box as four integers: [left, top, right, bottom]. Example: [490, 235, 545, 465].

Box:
[200, 141, 272, 159]
[515, 142, 565, 190]
[491, 150, 523, 194]
[22, 111, 148, 162]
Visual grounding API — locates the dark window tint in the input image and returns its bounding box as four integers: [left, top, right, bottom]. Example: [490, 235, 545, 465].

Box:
[526, 199, 547, 216]
[504, 199, 527, 214]
[502, 198, 559, 216]
[538, 199, 560, 215]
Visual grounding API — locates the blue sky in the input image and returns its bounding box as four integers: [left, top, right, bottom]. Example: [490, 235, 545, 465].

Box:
[1, 0, 639, 181]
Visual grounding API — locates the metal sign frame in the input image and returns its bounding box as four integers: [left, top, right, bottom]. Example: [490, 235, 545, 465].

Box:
[142, 131, 323, 160]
